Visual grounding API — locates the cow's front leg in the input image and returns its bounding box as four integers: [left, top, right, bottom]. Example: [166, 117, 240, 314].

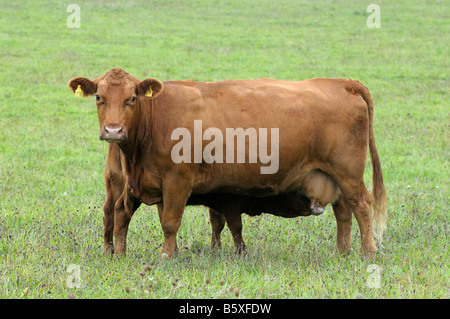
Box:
[113, 193, 129, 255]
[103, 172, 124, 255]
[113, 189, 141, 256]
[103, 192, 115, 255]
[160, 180, 192, 257]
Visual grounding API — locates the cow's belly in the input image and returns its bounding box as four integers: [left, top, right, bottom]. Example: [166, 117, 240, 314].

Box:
[191, 154, 316, 198]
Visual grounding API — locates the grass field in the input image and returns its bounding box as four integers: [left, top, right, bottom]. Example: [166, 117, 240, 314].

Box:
[0, 0, 448, 299]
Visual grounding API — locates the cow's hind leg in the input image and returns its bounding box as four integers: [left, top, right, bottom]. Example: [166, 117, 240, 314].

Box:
[328, 154, 376, 256]
[332, 196, 352, 255]
[327, 113, 377, 256]
[209, 208, 226, 249]
[338, 182, 376, 257]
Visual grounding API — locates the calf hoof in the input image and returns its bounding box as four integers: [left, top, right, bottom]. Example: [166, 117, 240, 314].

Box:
[235, 244, 247, 255]
[210, 240, 222, 250]
[103, 244, 114, 255]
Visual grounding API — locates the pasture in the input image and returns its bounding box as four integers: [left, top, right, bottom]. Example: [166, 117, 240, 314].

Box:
[0, 0, 448, 299]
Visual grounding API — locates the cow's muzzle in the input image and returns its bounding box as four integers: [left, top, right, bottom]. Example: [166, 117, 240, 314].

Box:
[309, 199, 325, 216]
[100, 124, 128, 143]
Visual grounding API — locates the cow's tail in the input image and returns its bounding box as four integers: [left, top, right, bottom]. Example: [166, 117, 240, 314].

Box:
[351, 81, 388, 240]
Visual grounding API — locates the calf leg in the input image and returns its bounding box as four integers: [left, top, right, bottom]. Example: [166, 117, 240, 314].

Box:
[332, 196, 352, 255]
[209, 208, 226, 249]
[224, 210, 246, 254]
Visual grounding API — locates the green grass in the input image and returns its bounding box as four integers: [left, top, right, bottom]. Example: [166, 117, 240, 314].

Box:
[0, 0, 448, 299]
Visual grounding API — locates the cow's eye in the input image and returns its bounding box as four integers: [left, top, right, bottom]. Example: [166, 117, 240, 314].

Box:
[130, 96, 136, 103]
[95, 95, 100, 102]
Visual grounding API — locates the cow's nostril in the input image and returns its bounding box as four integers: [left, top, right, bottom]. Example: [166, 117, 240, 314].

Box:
[105, 126, 122, 134]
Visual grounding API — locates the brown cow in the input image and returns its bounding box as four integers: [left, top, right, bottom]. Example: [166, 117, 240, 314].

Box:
[68, 68, 387, 257]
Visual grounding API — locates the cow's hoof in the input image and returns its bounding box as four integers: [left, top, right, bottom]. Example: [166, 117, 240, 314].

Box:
[161, 252, 170, 259]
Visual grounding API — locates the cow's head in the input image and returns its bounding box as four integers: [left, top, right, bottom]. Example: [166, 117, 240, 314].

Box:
[68, 68, 163, 143]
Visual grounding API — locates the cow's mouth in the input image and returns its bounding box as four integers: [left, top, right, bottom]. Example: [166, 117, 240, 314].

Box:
[101, 137, 128, 143]
[309, 199, 325, 215]
[105, 139, 123, 143]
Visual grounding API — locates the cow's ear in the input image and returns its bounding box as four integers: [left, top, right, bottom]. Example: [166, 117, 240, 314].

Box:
[68, 77, 97, 97]
[137, 78, 164, 98]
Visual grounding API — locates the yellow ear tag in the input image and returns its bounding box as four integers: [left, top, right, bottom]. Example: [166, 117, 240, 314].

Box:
[145, 87, 153, 97]
[74, 85, 83, 97]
